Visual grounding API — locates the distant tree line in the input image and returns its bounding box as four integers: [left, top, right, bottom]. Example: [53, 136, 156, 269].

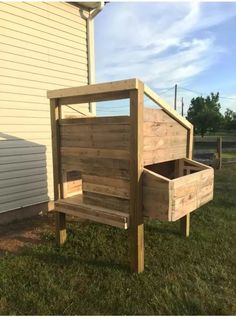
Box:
[186, 92, 236, 137]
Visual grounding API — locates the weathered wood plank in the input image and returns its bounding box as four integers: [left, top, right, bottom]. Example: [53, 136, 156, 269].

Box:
[82, 174, 130, 188]
[83, 192, 130, 213]
[143, 108, 188, 165]
[143, 135, 187, 150]
[61, 147, 130, 160]
[143, 147, 187, 165]
[61, 135, 130, 149]
[62, 163, 130, 180]
[83, 182, 130, 199]
[61, 157, 130, 171]
[59, 116, 130, 125]
[60, 123, 130, 134]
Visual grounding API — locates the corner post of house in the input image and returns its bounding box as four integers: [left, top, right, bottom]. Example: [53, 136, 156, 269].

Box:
[180, 124, 194, 237]
[129, 81, 144, 273]
[50, 98, 67, 245]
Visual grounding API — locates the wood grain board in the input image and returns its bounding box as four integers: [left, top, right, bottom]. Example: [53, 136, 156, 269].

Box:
[143, 109, 188, 165]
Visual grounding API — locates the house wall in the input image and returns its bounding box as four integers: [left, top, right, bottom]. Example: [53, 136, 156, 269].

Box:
[0, 2, 93, 213]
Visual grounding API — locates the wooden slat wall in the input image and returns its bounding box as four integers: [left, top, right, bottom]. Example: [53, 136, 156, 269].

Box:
[60, 116, 131, 212]
[143, 108, 188, 165]
[0, 2, 90, 213]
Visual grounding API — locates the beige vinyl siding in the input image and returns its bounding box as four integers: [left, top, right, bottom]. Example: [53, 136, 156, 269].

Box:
[0, 2, 91, 213]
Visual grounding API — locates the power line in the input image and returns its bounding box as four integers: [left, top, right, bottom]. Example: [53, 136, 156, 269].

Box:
[179, 86, 203, 95]
[158, 86, 175, 94]
[179, 86, 236, 101]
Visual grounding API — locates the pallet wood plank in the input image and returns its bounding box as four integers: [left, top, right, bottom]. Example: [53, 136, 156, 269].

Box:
[61, 147, 130, 160]
[59, 116, 130, 125]
[83, 192, 130, 213]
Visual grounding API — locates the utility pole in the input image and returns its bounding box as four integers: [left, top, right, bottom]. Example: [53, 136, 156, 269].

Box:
[181, 97, 184, 116]
[174, 84, 177, 110]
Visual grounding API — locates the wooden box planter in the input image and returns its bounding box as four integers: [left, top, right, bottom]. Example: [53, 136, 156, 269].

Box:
[47, 79, 214, 273]
[143, 158, 214, 221]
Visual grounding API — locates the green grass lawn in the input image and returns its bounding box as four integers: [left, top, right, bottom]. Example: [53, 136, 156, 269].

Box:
[0, 165, 236, 315]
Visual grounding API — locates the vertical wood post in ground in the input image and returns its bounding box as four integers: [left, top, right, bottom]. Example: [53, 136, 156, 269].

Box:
[129, 81, 144, 273]
[180, 125, 194, 237]
[50, 98, 67, 245]
[180, 213, 190, 237]
[216, 137, 222, 170]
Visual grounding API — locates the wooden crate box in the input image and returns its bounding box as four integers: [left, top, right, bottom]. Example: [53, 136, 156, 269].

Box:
[143, 158, 214, 221]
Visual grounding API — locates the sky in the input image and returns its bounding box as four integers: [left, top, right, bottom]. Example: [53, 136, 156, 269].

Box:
[94, 2, 236, 116]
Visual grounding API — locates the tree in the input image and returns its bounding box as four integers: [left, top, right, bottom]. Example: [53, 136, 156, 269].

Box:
[186, 92, 223, 137]
[224, 108, 236, 130]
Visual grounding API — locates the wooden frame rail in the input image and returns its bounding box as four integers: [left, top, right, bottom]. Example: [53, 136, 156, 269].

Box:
[47, 78, 193, 272]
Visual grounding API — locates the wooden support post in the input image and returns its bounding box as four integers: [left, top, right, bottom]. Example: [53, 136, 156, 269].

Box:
[216, 137, 222, 169]
[129, 82, 144, 273]
[180, 125, 194, 237]
[56, 212, 67, 245]
[50, 98, 67, 245]
[180, 213, 190, 237]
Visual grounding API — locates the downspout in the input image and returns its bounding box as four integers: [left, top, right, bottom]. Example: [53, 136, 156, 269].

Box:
[87, 2, 105, 114]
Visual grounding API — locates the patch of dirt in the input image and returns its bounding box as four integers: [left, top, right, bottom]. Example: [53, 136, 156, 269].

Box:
[0, 213, 55, 254]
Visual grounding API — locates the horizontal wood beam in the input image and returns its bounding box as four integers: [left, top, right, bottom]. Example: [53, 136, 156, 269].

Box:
[144, 85, 193, 130]
[47, 78, 140, 99]
[58, 90, 130, 105]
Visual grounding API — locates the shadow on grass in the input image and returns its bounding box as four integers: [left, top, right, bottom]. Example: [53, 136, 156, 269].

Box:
[26, 246, 130, 273]
[145, 221, 180, 237]
[20, 218, 185, 275]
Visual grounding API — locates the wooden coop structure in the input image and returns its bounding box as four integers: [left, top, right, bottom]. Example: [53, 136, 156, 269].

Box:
[47, 79, 214, 273]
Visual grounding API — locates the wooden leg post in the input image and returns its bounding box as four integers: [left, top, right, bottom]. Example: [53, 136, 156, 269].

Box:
[129, 82, 144, 273]
[130, 223, 144, 273]
[50, 99, 66, 246]
[180, 213, 190, 237]
[56, 212, 67, 245]
[181, 126, 193, 238]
